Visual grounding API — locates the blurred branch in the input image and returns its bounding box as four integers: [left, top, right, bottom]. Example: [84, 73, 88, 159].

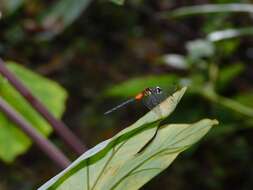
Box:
[208, 63, 219, 89]
[0, 96, 70, 169]
[162, 4, 253, 18]
[0, 58, 86, 154]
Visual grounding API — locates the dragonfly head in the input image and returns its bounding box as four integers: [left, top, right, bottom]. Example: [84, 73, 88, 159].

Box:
[154, 86, 162, 94]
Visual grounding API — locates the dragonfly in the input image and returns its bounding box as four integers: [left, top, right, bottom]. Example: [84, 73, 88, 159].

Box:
[104, 86, 175, 153]
[104, 86, 166, 115]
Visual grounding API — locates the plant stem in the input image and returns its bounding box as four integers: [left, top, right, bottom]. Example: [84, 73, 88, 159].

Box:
[200, 87, 253, 118]
[0, 58, 86, 154]
[0, 96, 70, 169]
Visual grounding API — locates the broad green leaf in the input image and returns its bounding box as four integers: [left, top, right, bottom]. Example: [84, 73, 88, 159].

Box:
[109, 0, 125, 5]
[104, 75, 179, 98]
[38, 87, 218, 190]
[0, 62, 67, 162]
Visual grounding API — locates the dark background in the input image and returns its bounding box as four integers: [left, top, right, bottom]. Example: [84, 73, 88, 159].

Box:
[0, 0, 253, 189]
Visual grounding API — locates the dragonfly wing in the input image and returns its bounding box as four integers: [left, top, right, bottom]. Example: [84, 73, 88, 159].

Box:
[150, 95, 162, 117]
[142, 95, 154, 110]
[142, 94, 164, 116]
[153, 92, 166, 104]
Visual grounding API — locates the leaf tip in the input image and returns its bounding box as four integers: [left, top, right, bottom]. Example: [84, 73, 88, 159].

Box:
[202, 118, 219, 127]
[180, 86, 188, 94]
[212, 119, 219, 126]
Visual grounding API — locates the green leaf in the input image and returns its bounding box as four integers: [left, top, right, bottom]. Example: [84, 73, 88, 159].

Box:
[0, 62, 67, 162]
[109, 0, 125, 5]
[159, 54, 188, 69]
[207, 27, 253, 42]
[38, 87, 218, 190]
[39, 0, 92, 37]
[104, 75, 179, 98]
[186, 39, 215, 59]
[166, 3, 253, 18]
[215, 39, 240, 57]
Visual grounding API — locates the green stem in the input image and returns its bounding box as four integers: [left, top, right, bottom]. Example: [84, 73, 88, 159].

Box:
[200, 88, 253, 118]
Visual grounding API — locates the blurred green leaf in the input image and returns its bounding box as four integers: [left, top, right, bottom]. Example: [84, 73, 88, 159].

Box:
[215, 39, 240, 57]
[207, 27, 253, 42]
[39, 87, 217, 190]
[186, 39, 215, 59]
[0, 0, 24, 16]
[104, 75, 179, 98]
[39, 0, 92, 37]
[167, 4, 253, 18]
[202, 13, 232, 34]
[218, 63, 244, 90]
[109, 0, 125, 5]
[159, 54, 188, 69]
[0, 62, 67, 162]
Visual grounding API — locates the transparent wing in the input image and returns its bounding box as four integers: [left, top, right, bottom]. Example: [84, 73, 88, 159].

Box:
[142, 95, 154, 110]
[142, 93, 166, 116]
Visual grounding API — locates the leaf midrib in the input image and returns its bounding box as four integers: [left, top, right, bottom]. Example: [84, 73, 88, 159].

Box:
[90, 139, 128, 190]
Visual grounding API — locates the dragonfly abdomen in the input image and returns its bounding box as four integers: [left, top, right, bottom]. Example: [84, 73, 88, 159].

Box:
[104, 98, 135, 115]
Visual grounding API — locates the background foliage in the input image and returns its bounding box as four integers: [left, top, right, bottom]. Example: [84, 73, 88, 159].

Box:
[0, 0, 253, 189]
[0, 62, 67, 163]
